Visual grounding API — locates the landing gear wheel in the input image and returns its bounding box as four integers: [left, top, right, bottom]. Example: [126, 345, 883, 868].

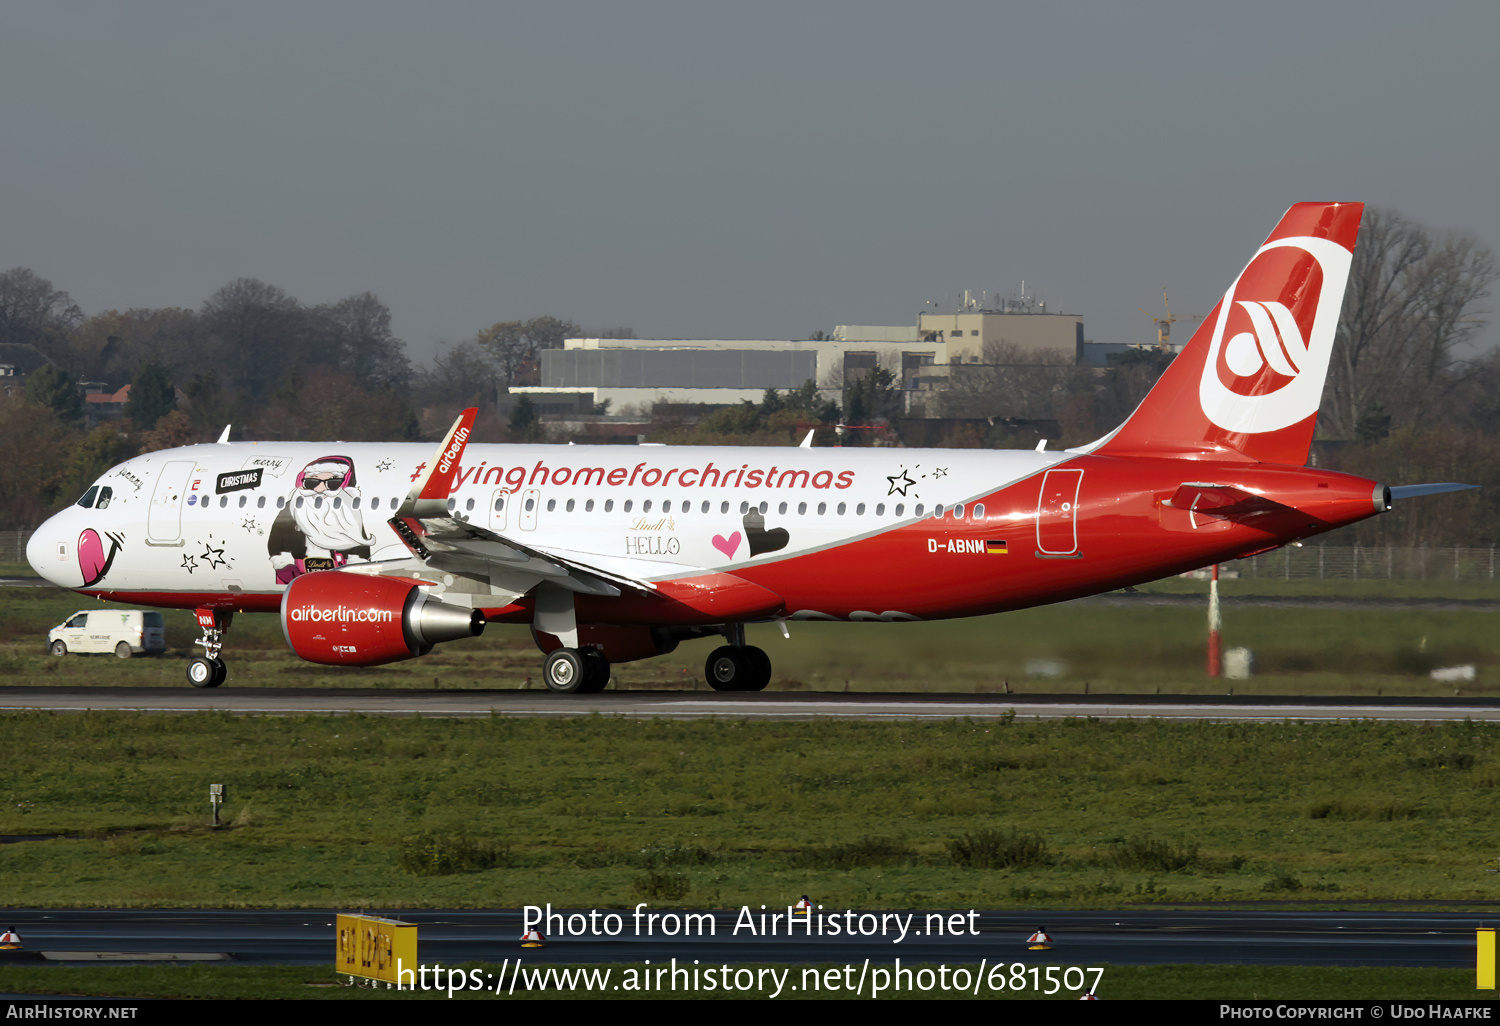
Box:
[741, 646, 772, 692]
[50, 641, 67, 657]
[543, 648, 587, 694]
[187, 657, 226, 689]
[705, 646, 750, 691]
[579, 650, 611, 693]
[115, 642, 133, 659]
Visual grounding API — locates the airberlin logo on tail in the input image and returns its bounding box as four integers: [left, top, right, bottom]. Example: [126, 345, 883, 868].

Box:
[1199, 235, 1353, 435]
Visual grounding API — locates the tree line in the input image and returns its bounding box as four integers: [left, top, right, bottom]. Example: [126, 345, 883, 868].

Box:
[1, 206, 1496, 546]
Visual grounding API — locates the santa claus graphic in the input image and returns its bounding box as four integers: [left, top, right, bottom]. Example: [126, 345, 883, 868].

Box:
[267, 456, 380, 584]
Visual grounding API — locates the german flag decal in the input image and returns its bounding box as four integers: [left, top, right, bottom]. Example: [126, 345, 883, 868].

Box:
[986, 539, 1008, 555]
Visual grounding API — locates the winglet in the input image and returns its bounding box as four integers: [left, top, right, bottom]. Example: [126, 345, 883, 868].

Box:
[800, 429, 815, 448]
[398, 408, 477, 518]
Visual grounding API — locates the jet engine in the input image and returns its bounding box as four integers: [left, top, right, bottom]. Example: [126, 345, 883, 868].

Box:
[280, 570, 485, 666]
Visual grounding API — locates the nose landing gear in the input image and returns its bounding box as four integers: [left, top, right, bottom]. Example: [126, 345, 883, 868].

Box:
[188, 607, 232, 688]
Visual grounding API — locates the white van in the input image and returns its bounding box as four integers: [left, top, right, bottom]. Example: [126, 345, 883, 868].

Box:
[48, 610, 166, 659]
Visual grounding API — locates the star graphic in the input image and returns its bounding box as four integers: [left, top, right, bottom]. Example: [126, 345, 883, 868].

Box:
[886, 469, 916, 497]
[180, 554, 197, 573]
[376, 458, 393, 472]
[200, 545, 229, 571]
[932, 467, 948, 478]
[240, 517, 258, 531]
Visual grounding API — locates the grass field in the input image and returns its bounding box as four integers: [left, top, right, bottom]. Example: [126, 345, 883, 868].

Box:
[0, 963, 1485, 1000]
[4, 712, 1500, 909]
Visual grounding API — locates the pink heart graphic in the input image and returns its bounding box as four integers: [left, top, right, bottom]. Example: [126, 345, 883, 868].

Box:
[712, 531, 742, 558]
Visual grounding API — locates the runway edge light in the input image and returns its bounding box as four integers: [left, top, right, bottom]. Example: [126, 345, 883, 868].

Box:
[1478, 928, 1495, 989]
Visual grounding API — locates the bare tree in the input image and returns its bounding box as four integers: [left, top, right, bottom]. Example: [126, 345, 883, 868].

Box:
[474, 316, 580, 390]
[1326, 209, 1496, 439]
[0, 267, 83, 368]
[940, 340, 1092, 420]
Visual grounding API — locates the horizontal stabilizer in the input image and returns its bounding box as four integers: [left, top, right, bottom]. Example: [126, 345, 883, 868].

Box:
[1389, 483, 1477, 501]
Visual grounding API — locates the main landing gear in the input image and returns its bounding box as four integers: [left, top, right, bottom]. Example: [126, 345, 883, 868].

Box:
[541, 647, 612, 694]
[704, 623, 771, 692]
[188, 607, 232, 689]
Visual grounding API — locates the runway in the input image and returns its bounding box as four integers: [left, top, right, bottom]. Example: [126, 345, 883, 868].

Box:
[0, 908, 1493, 969]
[3, 686, 1500, 722]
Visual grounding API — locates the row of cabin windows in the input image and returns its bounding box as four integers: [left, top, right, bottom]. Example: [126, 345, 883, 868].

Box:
[465, 495, 988, 521]
[170, 492, 989, 521]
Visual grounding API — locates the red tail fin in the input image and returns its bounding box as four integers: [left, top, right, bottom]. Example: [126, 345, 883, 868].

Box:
[1091, 202, 1363, 465]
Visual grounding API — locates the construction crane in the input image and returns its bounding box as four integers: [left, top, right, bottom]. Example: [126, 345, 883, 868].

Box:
[1139, 288, 1200, 352]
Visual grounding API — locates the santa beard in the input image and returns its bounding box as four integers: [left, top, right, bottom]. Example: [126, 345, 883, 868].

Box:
[290, 487, 378, 554]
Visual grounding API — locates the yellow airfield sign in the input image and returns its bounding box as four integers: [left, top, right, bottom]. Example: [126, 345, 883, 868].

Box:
[337, 913, 417, 984]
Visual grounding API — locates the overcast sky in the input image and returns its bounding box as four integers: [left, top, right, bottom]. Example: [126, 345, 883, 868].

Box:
[3, 2, 1496, 365]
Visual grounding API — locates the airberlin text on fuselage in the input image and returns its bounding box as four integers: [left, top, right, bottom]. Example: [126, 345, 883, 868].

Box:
[450, 460, 856, 491]
[288, 606, 396, 624]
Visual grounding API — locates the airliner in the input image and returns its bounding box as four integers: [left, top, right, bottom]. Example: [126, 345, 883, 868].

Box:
[25, 202, 1469, 692]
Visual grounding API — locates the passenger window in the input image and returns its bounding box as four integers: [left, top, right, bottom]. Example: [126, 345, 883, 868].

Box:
[701, 501, 709, 513]
[238, 495, 247, 507]
[466, 498, 475, 512]
[933, 504, 944, 518]
[817, 502, 827, 515]
[778, 502, 788, 515]
[643, 500, 653, 513]
[352, 497, 360, 509]
[914, 504, 924, 517]
[739, 501, 749, 514]
[954, 504, 964, 519]
[836, 502, 846, 515]
[876, 503, 885, 516]
[257, 496, 266, 508]
[623, 500, 632, 512]
[525, 497, 535, 512]
[973, 503, 985, 519]
[798, 502, 807, 515]
[605, 499, 614, 512]
[856, 502, 866, 515]
[720, 502, 730, 514]
[546, 499, 557, 512]
[585, 499, 595, 512]
[895, 504, 904, 516]
[220, 496, 229, 507]
[663, 501, 672, 513]
[566, 498, 575, 512]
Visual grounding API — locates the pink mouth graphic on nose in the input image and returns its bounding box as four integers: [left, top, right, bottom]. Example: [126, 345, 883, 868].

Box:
[711, 531, 741, 558]
[78, 529, 106, 584]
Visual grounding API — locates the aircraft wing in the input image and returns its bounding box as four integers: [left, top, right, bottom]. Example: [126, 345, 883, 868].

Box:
[349, 409, 660, 602]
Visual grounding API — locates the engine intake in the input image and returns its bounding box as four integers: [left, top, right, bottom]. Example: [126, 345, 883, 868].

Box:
[281, 570, 485, 666]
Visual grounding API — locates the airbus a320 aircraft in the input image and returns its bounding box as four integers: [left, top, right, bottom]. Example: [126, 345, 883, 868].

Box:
[26, 202, 1470, 693]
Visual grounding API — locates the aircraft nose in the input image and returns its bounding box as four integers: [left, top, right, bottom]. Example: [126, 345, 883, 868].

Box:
[25, 516, 67, 585]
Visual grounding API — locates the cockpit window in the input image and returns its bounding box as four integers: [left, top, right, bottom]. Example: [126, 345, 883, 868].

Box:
[76, 486, 100, 509]
[96, 487, 113, 510]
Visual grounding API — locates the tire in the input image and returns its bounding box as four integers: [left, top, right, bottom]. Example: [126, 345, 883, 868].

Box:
[705, 646, 749, 691]
[543, 648, 586, 694]
[741, 646, 772, 692]
[210, 658, 228, 688]
[579, 650, 611, 694]
[187, 657, 222, 688]
[115, 642, 133, 659]
[49, 640, 67, 657]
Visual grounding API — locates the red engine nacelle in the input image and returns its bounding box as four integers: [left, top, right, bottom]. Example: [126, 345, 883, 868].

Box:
[281, 570, 485, 666]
